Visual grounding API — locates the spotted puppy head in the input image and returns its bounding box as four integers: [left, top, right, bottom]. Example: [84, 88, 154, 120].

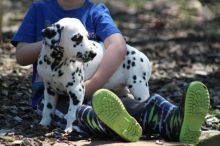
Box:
[54, 18, 97, 62]
[70, 33, 96, 62]
[42, 24, 64, 49]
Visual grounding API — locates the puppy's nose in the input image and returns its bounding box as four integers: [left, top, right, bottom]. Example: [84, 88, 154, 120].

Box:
[89, 51, 96, 59]
[42, 28, 56, 39]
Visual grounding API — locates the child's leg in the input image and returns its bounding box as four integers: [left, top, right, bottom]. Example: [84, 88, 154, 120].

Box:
[92, 89, 143, 142]
[92, 81, 210, 144]
[125, 81, 209, 144]
[36, 81, 209, 144]
[140, 81, 210, 144]
[75, 104, 116, 138]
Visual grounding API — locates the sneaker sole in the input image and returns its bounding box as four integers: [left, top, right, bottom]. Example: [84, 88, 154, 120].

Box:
[92, 89, 142, 142]
[179, 81, 210, 144]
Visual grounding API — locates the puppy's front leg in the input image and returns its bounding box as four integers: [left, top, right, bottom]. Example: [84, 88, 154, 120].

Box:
[40, 86, 58, 126]
[64, 84, 84, 133]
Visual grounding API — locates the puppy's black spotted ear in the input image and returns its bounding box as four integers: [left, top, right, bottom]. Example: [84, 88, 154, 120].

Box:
[42, 27, 56, 39]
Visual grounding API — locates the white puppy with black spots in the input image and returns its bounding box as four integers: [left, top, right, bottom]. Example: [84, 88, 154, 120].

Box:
[37, 18, 152, 133]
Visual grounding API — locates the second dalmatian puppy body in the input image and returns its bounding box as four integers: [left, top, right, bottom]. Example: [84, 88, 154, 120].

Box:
[37, 18, 152, 133]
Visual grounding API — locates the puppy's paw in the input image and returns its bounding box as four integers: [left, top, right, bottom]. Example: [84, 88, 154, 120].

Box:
[39, 119, 51, 127]
[64, 126, 73, 133]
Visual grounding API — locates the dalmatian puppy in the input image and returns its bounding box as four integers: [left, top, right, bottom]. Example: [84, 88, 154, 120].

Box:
[37, 18, 151, 133]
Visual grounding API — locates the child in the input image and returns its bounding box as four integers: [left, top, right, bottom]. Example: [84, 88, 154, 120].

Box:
[11, 0, 210, 144]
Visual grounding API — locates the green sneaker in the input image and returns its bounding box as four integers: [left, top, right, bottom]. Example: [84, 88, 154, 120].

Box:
[179, 81, 210, 144]
[92, 89, 143, 142]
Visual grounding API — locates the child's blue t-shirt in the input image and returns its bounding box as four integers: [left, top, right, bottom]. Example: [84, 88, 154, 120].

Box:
[11, 0, 120, 109]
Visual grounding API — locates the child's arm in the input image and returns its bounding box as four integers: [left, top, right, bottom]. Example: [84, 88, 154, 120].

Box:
[16, 41, 42, 66]
[84, 33, 127, 100]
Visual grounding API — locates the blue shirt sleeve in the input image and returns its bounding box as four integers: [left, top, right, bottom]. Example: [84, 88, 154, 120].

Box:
[92, 4, 120, 41]
[11, 3, 37, 47]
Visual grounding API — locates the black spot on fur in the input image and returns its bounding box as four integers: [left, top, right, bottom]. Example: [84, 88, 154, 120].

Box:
[76, 52, 83, 58]
[51, 39, 57, 45]
[39, 60, 43, 65]
[75, 67, 79, 73]
[88, 51, 96, 59]
[50, 47, 63, 59]
[47, 87, 55, 96]
[56, 24, 60, 29]
[137, 97, 142, 101]
[50, 47, 64, 71]
[146, 83, 148, 87]
[131, 51, 136, 55]
[68, 91, 80, 105]
[47, 103, 52, 109]
[127, 66, 130, 70]
[133, 57, 136, 60]
[123, 63, 125, 68]
[131, 62, 135, 67]
[143, 72, 146, 80]
[55, 24, 64, 32]
[58, 70, 63, 77]
[73, 99, 80, 105]
[71, 33, 83, 47]
[42, 28, 56, 39]
[127, 60, 131, 64]
[72, 76, 75, 81]
[44, 55, 51, 65]
[128, 85, 132, 88]
[140, 58, 144, 62]
[70, 59, 75, 63]
[133, 75, 137, 80]
[66, 82, 74, 88]
[69, 91, 77, 100]
[126, 51, 130, 55]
